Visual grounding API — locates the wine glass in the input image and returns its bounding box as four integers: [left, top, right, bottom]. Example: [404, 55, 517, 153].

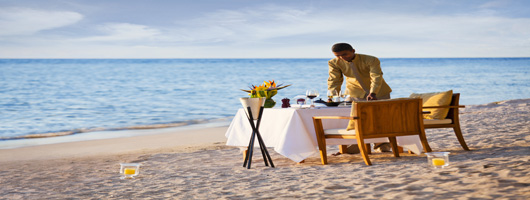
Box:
[306, 89, 319, 107]
[293, 95, 306, 106]
[340, 90, 350, 102]
[327, 89, 339, 102]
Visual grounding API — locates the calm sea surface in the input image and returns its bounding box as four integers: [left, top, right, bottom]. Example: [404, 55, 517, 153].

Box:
[1, 58, 529, 139]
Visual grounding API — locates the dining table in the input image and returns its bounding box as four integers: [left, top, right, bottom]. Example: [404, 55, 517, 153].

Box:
[224, 105, 425, 163]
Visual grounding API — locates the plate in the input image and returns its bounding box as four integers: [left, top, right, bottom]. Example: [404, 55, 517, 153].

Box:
[325, 102, 341, 107]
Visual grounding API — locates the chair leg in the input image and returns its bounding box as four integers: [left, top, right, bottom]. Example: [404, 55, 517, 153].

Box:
[317, 138, 328, 165]
[319, 147, 328, 165]
[419, 129, 432, 152]
[453, 126, 470, 150]
[389, 137, 400, 157]
[365, 144, 372, 154]
[313, 118, 328, 165]
[358, 140, 372, 166]
[339, 145, 348, 154]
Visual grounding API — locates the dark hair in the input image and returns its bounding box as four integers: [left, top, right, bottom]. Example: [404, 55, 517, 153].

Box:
[331, 43, 353, 52]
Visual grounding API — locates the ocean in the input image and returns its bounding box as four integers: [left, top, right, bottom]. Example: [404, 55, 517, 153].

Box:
[1, 58, 529, 140]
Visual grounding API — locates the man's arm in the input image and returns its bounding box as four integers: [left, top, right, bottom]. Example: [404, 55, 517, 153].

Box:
[368, 57, 384, 97]
[328, 61, 343, 93]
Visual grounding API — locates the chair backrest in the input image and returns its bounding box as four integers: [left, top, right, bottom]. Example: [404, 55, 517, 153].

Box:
[354, 98, 424, 139]
[445, 93, 460, 120]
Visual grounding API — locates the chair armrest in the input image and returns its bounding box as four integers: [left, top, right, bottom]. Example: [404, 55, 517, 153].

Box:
[313, 116, 358, 120]
[423, 105, 465, 109]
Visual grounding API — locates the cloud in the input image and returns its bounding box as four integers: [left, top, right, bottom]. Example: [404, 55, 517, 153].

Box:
[169, 5, 341, 44]
[1, 2, 529, 58]
[479, 0, 511, 9]
[166, 4, 530, 56]
[0, 7, 83, 36]
[170, 4, 524, 43]
[79, 23, 161, 42]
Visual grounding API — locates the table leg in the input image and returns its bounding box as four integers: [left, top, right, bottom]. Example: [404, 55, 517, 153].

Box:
[244, 129, 257, 169]
[256, 130, 274, 167]
[254, 109, 273, 168]
[242, 106, 274, 169]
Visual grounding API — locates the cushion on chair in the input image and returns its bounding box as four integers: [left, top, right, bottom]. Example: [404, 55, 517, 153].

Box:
[324, 128, 356, 135]
[410, 90, 453, 120]
[423, 119, 452, 125]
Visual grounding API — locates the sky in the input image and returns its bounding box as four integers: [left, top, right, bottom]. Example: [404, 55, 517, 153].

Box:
[0, 0, 529, 58]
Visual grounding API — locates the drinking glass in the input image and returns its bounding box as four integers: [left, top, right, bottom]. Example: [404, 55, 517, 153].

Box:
[340, 90, 351, 102]
[120, 163, 141, 179]
[297, 98, 305, 105]
[306, 89, 319, 107]
[327, 90, 339, 102]
[425, 152, 450, 169]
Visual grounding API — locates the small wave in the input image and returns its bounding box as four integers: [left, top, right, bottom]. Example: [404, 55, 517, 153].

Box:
[0, 117, 233, 141]
[111, 122, 189, 130]
[1, 131, 76, 140]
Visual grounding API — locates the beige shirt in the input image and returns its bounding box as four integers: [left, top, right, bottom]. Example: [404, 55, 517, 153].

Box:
[328, 54, 392, 98]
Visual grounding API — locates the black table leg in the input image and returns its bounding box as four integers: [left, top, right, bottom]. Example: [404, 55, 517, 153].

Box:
[242, 106, 274, 169]
[254, 107, 274, 168]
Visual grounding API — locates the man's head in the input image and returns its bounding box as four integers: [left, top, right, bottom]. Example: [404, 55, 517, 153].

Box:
[332, 43, 355, 62]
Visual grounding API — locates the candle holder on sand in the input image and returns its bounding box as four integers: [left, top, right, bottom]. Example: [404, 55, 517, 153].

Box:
[425, 152, 450, 169]
[120, 163, 140, 179]
[240, 97, 274, 169]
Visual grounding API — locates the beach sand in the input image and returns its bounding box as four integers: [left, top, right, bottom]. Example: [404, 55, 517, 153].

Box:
[0, 99, 529, 199]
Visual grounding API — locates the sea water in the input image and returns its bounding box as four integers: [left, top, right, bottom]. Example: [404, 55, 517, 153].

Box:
[0, 58, 529, 139]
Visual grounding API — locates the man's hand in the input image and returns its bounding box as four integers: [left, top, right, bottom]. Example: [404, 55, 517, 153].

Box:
[367, 93, 378, 101]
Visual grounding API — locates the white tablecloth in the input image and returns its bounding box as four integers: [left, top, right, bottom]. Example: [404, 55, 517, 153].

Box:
[225, 107, 423, 163]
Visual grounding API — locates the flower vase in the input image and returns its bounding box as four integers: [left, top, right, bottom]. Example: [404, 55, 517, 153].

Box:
[264, 98, 276, 108]
[240, 97, 266, 120]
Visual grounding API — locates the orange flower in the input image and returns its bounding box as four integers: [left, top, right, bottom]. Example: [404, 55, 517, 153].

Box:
[241, 80, 291, 98]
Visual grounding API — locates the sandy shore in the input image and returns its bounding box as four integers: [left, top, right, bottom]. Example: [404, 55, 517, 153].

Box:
[0, 99, 529, 199]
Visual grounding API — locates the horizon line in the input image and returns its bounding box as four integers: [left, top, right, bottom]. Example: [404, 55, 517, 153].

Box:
[1, 56, 530, 59]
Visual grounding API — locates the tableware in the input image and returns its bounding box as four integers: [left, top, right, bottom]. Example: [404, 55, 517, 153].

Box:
[340, 90, 350, 102]
[297, 98, 305, 105]
[327, 90, 339, 102]
[306, 89, 319, 108]
[338, 101, 352, 107]
[314, 98, 326, 104]
[325, 102, 341, 107]
[425, 152, 450, 169]
[281, 98, 290, 108]
[120, 163, 141, 179]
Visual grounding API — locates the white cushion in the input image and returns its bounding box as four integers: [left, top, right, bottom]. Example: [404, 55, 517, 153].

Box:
[324, 128, 356, 135]
[423, 119, 452, 125]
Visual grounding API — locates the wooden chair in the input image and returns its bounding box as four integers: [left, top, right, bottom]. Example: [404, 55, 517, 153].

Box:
[422, 93, 470, 150]
[313, 98, 432, 165]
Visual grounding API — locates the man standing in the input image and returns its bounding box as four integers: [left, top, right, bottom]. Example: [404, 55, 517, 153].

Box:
[328, 42, 392, 153]
[328, 43, 392, 101]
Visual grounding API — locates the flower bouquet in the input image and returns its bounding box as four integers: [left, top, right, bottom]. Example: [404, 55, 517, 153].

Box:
[241, 80, 291, 108]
